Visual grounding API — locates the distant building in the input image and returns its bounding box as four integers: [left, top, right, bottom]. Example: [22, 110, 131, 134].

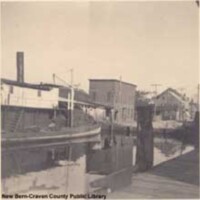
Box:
[135, 91, 155, 107]
[59, 87, 92, 107]
[58, 86, 108, 123]
[189, 99, 198, 120]
[89, 79, 137, 124]
[155, 88, 191, 121]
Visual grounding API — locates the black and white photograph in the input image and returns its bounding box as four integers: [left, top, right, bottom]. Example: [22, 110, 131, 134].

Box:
[1, 0, 199, 199]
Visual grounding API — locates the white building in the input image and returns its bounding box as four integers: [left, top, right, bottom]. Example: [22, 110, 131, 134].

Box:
[1, 79, 59, 109]
[1, 79, 60, 132]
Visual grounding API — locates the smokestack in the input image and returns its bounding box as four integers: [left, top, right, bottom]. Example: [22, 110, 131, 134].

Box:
[16, 52, 24, 83]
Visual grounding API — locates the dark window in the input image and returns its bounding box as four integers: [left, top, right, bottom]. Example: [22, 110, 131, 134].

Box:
[156, 110, 161, 115]
[92, 92, 96, 101]
[107, 92, 112, 102]
[38, 90, 42, 97]
[122, 108, 126, 120]
[114, 110, 118, 120]
[106, 108, 110, 117]
[49, 111, 54, 119]
[9, 86, 14, 94]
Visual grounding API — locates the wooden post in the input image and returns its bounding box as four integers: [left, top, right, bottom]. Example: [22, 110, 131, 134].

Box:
[110, 108, 114, 146]
[70, 87, 74, 127]
[194, 111, 199, 149]
[70, 69, 74, 127]
[135, 104, 154, 172]
[16, 52, 24, 83]
[67, 92, 71, 127]
[53, 106, 57, 120]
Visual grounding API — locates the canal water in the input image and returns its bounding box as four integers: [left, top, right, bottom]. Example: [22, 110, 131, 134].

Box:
[1, 135, 194, 196]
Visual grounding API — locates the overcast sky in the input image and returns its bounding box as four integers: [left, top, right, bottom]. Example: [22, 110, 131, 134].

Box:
[1, 1, 199, 97]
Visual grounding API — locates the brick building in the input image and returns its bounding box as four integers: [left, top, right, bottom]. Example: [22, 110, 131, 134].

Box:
[89, 79, 137, 124]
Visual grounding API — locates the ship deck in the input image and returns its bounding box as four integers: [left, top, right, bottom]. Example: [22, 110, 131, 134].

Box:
[2, 124, 101, 150]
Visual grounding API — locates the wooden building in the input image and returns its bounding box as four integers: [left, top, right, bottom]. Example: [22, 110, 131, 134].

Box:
[155, 88, 191, 121]
[89, 79, 137, 125]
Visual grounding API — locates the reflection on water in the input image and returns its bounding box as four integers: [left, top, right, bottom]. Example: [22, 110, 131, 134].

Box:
[1, 136, 194, 194]
[2, 143, 89, 195]
[155, 138, 186, 157]
[132, 137, 194, 166]
[154, 138, 194, 165]
[3, 155, 87, 194]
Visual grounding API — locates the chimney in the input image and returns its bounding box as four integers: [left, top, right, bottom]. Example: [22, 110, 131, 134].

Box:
[16, 52, 24, 83]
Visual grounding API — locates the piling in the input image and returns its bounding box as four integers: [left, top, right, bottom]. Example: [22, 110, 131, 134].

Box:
[135, 104, 154, 171]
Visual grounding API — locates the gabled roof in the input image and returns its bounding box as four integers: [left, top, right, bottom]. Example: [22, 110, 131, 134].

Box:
[156, 88, 186, 104]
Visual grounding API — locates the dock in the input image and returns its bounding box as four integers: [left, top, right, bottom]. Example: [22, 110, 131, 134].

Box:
[108, 149, 199, 199]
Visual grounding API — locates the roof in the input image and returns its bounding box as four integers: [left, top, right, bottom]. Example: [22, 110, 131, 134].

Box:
[74, 89, 91, 104]
[156, 88, 186, 104]
[157, 88, 182, 98]
[1, 78, 60, 91]
[89, 79, 137, 87]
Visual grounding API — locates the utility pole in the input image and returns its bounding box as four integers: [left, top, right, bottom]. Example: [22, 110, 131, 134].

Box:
[53, 73, 56, 84]
[119, 76, 122, 123]
[70, 68, 74, 127]
[197, 83, 200, 111]
[151, 84, 161, 97]
[52, 69, 75, 128]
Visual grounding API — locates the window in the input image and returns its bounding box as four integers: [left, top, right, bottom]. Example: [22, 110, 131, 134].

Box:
[38, 90, 42, 97]
[114, 110, 118, 120]
[122, 108, 126, 120]
[9, 86, 14, 94]
[106, 108, 110, 117]
[91, 92, 96, 101]
[107, 92, 112, 102]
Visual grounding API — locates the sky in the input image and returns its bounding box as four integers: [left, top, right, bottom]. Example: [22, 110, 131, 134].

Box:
[1, 1, 199, 98]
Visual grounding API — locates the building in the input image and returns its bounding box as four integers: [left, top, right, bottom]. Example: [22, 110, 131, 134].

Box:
[189, 99, 198, 120]
[89, 79, 137, 124]
[1, 78, 60, 132]
[154, 88, 191, 121]
[1, 78, 59, 109]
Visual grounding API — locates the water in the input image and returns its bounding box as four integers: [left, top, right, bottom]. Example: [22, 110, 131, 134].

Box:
[1, 135, 194, 195]
[132, 137, 194, 166]
[2, 143, 90, 195]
